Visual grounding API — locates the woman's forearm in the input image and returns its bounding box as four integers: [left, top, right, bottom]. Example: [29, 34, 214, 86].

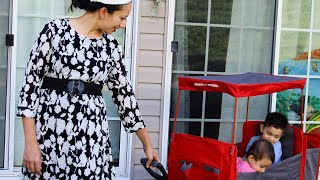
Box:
[135, 128, 152, 148]
[22, 117, 38, 144]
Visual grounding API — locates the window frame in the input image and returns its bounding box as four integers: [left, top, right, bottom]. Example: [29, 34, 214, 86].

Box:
[162, 0, 278, 167]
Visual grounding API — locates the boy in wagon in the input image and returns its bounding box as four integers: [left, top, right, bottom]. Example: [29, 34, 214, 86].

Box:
[246, 112, 288, 164]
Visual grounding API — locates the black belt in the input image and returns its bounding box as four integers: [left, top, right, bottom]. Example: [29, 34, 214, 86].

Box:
[42, 77, 103, 96]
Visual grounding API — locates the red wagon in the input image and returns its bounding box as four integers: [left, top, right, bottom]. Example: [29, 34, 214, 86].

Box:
[142, 73, 320, 180]
[167, 72, 320, 180]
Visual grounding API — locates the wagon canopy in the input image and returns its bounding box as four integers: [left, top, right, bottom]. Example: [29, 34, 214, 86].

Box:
[179, 72, 306, 98]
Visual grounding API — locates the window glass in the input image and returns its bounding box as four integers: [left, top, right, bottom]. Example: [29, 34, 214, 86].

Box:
[170, 0, 275, 143]
[211, 0, 236, 25]
[314, 0, 320, 30]
[169, 122, 201, 136]
[278, 31, 309, 76]
[175, 0, 208, 23]
[281, 0, 312, 29]
[14, 0, 126, 168]
[170, 74, 204, 119]
[0, 0, 10, 168]
[173, 26, 206, 71]
[276, 0, 320, 131]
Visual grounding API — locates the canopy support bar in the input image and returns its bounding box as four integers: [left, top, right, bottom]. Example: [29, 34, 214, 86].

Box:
[232, 98, 238, 145]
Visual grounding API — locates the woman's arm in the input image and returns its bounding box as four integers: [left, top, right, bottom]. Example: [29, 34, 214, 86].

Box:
[22, 117, 42, 175]
[135, 128, 160, 168]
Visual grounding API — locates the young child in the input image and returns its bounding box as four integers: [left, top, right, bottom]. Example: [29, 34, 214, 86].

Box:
[246, 112, 288, 163]
[237, 139, 275, 173]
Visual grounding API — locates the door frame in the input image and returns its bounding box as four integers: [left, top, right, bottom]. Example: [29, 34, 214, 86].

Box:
[161, 0, 176, 167]
[1, 0, 17, 175]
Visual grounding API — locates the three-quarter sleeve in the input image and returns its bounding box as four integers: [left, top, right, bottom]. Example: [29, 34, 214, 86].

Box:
[106, 41, 145, 133]
[17, 22, 53, 117]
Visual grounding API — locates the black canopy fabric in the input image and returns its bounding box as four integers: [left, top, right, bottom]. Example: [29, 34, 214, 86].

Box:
[179, 72, 306, 97]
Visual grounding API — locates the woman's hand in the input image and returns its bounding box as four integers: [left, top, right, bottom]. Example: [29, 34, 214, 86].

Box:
[136, 128, 160, 168]
[22, 117, 42, 175]
[143, 144, 160, 168]
[23, 141, 42, 175]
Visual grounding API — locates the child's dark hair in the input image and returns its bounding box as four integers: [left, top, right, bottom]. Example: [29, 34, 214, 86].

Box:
[69, 0, 124, 13]
[246, 139, 275, 163]
[264, 112, 288, 130]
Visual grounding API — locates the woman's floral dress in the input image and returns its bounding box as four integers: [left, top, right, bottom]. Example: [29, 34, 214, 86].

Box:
[17, 19, 145, 180]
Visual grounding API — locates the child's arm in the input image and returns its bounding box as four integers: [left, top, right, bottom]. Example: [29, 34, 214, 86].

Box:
[273, 142, 282, 163]
[245, 136, 258, 152]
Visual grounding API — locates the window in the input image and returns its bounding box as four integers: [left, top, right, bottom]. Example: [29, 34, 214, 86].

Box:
[169, 0, 277, 145]
[13, 0, 135, 176]
[275, 0, 320, 132]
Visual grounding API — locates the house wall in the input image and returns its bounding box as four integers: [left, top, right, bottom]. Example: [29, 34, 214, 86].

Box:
[131, 0, 168, 179]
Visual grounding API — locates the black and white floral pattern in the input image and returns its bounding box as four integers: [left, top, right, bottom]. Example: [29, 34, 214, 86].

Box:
[17, 19, 145, 180]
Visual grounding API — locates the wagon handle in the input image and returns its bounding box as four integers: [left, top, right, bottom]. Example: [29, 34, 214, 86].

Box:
[140, 158, 168, 180]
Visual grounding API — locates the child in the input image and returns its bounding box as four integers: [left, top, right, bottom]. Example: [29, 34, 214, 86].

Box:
[246, 112, 288, 163]
[237, 139, 275, 173]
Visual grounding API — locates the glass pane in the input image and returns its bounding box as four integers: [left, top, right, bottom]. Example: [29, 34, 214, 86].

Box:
[203, 122, 220, 139]
[17, 17, 50, 66]
[218, 122, 243, 143]
[109, 120, 121, 166]
[102, 90, 119, 117]
[243, 0, 275, 27]
[0, 69, 6, 168]
[211, 0, 236, 25]
[0, 0, 9, 168]
[170, 74, 203, 119]
[208, 27, 229, 72]
[307, 79, 320, 118]
[282, 0, 312, 29]
[169, 121, 201, 136]
[52, 1, 81, 17]
[175, 0, 208, 23]
[173, 25, 206, 71]
[205, 92, 222, 119]
[314, 0, 320, 30]
[310, 33, 320, 76]
[239, 29, 273, 73]
[18, 0, 50, 16]
[217, 28, 240, 72]
[276, 89, 303, 121]
[278, 31, 309, 75]
[14, 70, 27, 166]
[14, 118, 24, 166]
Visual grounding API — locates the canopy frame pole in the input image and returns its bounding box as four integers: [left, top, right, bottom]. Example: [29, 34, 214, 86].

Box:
[232, 98, 238, 145]
[300, 89, 304, 130]
[245, 97, 250, 122]
[172, 89, 181, 139]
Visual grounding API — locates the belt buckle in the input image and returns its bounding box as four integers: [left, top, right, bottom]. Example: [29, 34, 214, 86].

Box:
[67, 80, 85, 96]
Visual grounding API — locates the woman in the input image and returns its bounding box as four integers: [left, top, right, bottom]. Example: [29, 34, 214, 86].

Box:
[17, 0, 159, 179]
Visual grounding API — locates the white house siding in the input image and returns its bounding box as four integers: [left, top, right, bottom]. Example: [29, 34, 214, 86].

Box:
[131, 0, 167, 179]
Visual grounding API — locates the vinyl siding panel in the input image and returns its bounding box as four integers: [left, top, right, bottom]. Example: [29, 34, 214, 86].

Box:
[140, 17, 165, 34]
[137, 84, 162, 100]
[141, 0, 166, 17]
[138, 67, 162, 83]
[139, 50, 163, 67]
[132, 0, 167, 179]
[140, 34, 164, 50]
[139, 100, 161, 116]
